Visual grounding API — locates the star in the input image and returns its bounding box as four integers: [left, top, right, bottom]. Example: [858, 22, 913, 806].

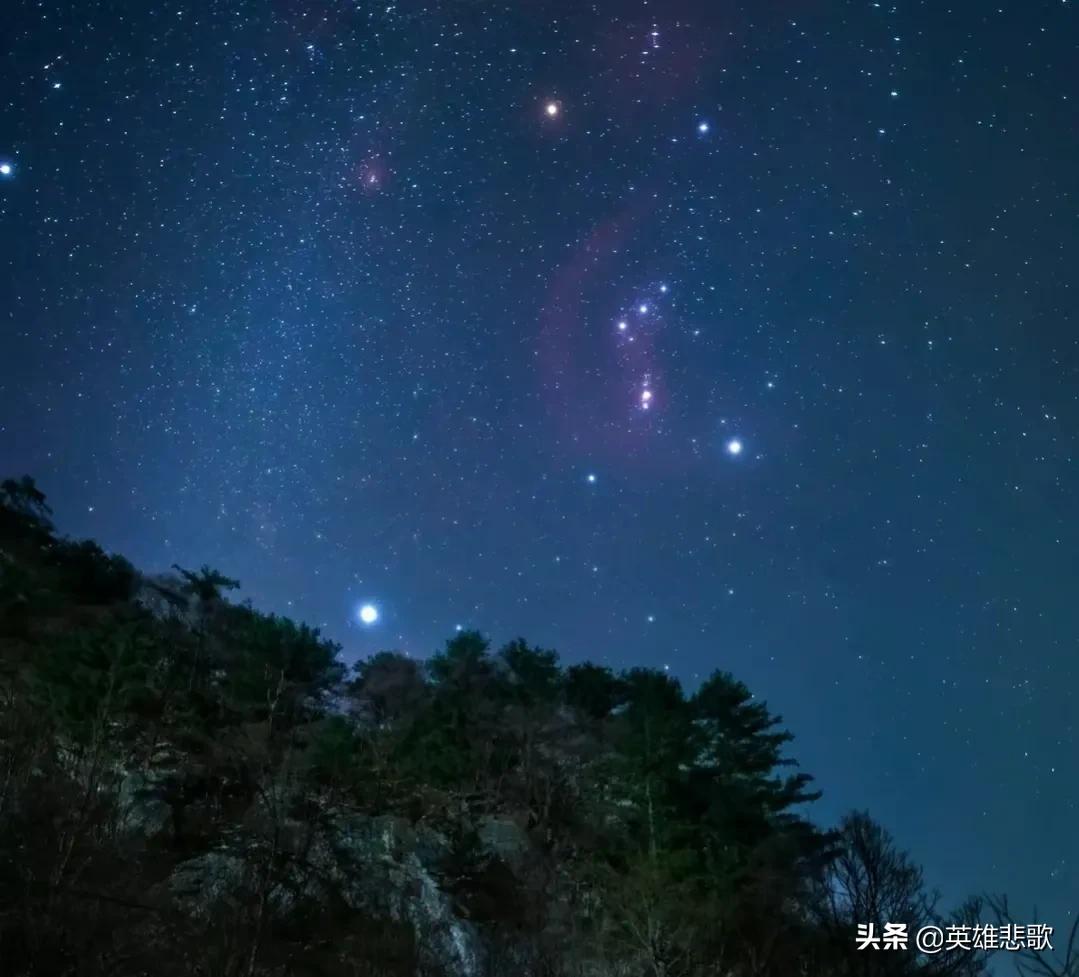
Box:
[617, 320, 628, 331]
[726, 439, 744, 456]
[640, 388, 653, 409]
[697, 121, 710, 134]
[545, 101, 560, 118]
[0, 163, 12, 177]
[586, 473, 597, 484]
[638, 303, 649, 314]
[358, 603, 379, 625]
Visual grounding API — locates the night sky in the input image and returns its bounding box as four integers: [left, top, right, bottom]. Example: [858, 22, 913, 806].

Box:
[2, 0, 1077, 943]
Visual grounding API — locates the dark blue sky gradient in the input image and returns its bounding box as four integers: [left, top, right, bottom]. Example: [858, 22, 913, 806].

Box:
[2, 0, 1076, 943]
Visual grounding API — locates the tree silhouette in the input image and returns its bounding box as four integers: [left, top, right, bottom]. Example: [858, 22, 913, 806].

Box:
[0, 476, 1011, 977]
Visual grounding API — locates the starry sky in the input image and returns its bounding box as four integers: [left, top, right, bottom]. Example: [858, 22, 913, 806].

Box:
[2, 0, 1077, 943]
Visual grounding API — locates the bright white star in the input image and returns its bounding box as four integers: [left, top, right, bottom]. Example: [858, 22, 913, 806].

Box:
[617, 320, 627, 331]
[726, 439, 744, 456]
[358, 603, 379, 625]
[0, 163, 12, 177]
[638, 303, 649, 314]
[698, 121, 710, 134]
[545, 101, 560, 117]
[587, 473, 597, 484]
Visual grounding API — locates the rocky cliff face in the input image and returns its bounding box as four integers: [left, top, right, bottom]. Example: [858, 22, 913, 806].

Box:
[118, 765, 540, 977]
